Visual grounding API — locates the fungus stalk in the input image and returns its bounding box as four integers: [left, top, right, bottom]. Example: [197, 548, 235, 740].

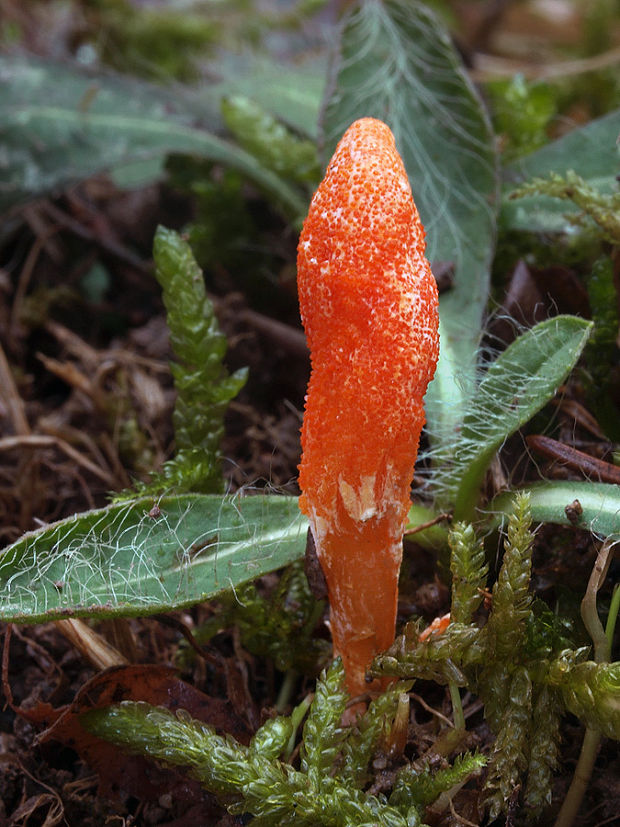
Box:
[297, 118, 440, 697]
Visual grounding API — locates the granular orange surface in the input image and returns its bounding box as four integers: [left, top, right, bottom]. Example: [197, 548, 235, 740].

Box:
[297, 117, 440, 697]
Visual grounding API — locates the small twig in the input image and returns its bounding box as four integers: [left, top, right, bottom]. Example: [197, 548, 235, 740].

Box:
[526, 434, 620, 485]
[581, 540, 616, 663]
[9, 221, 61, 338]
[551, 398, 608, 440]
[405, 512, 452, 535]
[40, 201, 152, 275]
[0, 343, 30, 435]
[554, 729, 602, 827]
[467, 0, 515, 53]
[55, 619, 128, 670]
[410, 691, 454, 728]
[472, 44, 620, 81]
[240, 308, 308, 359]
[0, 434, 115, 485]
[554, 539, 618, 827]
[606, 584, 620, 653]
[1, 624, 15, 708]
[448, 797, 481, 827]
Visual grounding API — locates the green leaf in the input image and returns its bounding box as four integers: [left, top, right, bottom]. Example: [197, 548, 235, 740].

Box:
[449, 316, 592, 520]
[0, 494, 307, 624]
[489, 481, 620, 540]
[0, 55, 307, 219]
[321, 0, 498, 450]
[502, 108, 620, 233]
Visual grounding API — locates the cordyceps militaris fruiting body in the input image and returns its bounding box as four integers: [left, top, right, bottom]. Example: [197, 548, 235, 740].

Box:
[297, 118, 440, 698]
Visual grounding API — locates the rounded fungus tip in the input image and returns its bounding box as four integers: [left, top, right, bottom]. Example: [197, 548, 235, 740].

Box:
[297, 117, 439, 697]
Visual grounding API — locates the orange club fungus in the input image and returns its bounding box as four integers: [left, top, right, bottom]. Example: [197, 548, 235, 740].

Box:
[297, 117, 440, 698]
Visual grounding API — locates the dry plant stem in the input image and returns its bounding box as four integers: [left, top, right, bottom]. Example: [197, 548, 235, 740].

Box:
[240, 308, 308, 359]
[0, 435, 115, 485]
[405, 512, 451, 535]
[526, 434, 620, 485]
[554, 539, 617, 827]
[55, 619, 128, 670]
[472, 44, 620, 81]
[0, 341, 40, 530]
[0, 343, 30, 435]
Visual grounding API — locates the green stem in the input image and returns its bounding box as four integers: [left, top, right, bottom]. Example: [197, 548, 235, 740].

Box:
[553, 540, 615, 827]
[284, 693, 313, 760]
[449, 682, 465, 732]
[553, 728, 601, 827]
[581, 540, 614, 664]
[276, 668, 298, 715]
[605, 583, 620, 654]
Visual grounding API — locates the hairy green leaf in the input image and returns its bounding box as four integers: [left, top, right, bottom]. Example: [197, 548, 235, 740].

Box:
[320, 0, 498, 453]
[0, 494, 307, 624]
[449, 316, 592, 519]
[0, 55, 307, 218]
[489, 481, 620, 540]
